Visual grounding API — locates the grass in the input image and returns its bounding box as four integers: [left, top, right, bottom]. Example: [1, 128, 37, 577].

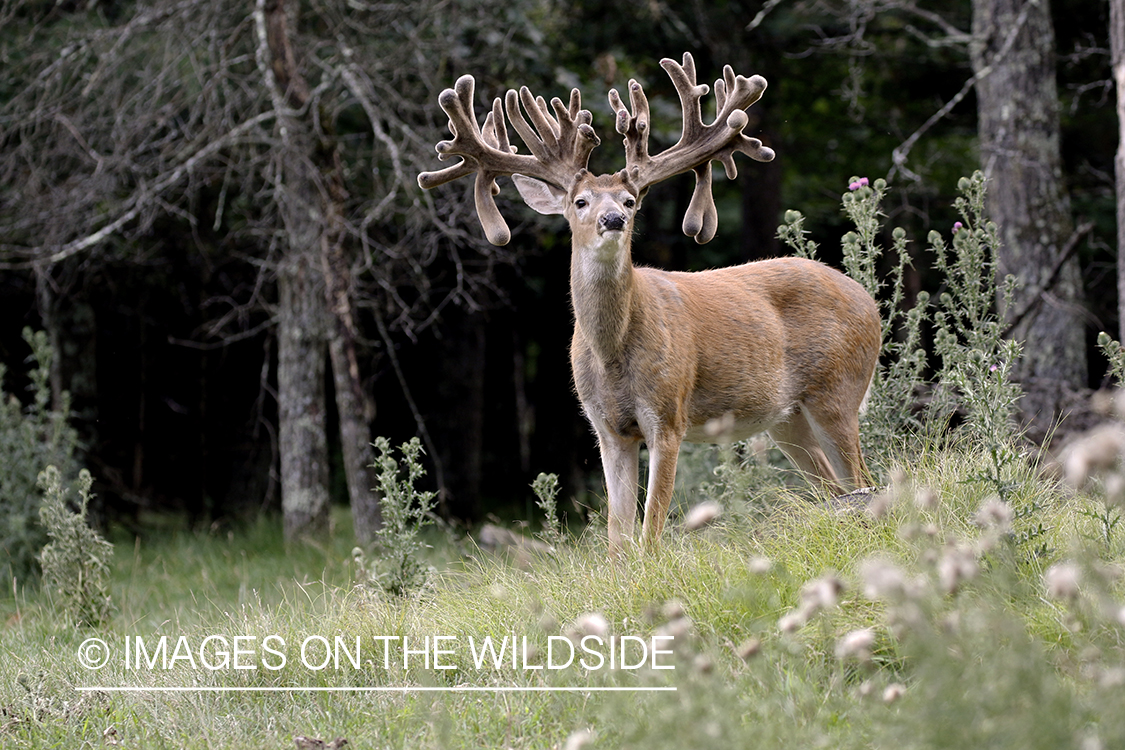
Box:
[3, 444, 1125, 749]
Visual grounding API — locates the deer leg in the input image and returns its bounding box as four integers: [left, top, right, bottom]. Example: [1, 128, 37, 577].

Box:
[597, 429, 640, 554]
[641, 431, 682, 548]
[801, 404, 871, 489]
[767, 409, 844, 493]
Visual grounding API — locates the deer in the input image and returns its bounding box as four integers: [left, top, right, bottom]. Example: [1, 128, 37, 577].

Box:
[418, 53, 882, 553]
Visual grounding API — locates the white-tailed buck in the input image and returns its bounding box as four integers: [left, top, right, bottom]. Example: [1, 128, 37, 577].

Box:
[419, 53, 881, 552]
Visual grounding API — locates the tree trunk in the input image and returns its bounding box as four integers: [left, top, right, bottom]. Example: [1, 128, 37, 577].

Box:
[259, 0, 331, 540]
[1112, 0, 1125, 344]
[323, 223, 382, 543]
[275, 244, 328, 541]
[970, 0, 1087, 429]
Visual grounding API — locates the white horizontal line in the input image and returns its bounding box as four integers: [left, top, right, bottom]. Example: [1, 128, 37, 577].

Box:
[78, 686, 677, 693]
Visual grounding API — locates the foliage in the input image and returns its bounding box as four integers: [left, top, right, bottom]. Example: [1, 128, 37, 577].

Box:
[359, 437, 438, 598]
[35, 466, 113, 628]
[531, 472, 562, 544]
[0, 328, 80, 587]
[1098, 331, 1125, 388]
[835, 177, 930, 472]
[928, 172, 1024, 500]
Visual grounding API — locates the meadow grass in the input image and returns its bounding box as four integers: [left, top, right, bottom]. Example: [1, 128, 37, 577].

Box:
[3, 444, 1125, 749]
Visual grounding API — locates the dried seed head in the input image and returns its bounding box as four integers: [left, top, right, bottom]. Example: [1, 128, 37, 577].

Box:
[1044, 562, 1082, 601]
[914, 486, 940, 511]
[565, 612, 610, 642]
[661, 599, 686, 620]
[748, 556, 773, 575]
[563, 728, 594, 750]
[859, 558, 908, 601]
[736, 637, 761, 660]
[1061, 425, 1125, 489]
[655, 616, 693, 640]
[778, 610, 807, 634]
[683, 500, 723, 531]
[1105, 473, 1125, 508]
[883, 683, 906, 704]
[800, 575, 845, 612]
[973, 496, 1012, 531]
[938, 544, 978, 594]
[835, 628, 876, 661]
[866, 490, 895, 520]
[693, 654, 714, 674]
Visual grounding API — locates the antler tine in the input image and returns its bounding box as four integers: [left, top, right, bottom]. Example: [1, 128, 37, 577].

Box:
[418, 74, 600, 245]
[617, 52, 775, 244]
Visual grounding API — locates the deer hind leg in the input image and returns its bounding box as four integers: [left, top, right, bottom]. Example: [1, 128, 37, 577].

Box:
[596, 428, 641, 554]
[767, 408, 846, 493]
[799, 401, 871, 490]
[640, 429, 683, 549]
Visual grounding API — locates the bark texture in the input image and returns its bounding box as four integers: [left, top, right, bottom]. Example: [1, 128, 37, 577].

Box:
[1112, 0, 1125, 343]
[971, 0, 1087, 426]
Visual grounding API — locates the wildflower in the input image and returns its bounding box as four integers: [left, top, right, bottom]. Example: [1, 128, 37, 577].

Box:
[953, 221, 963, 233]
[1044, 562, 1082, 601]
[835, 628, 876, 661]
[848, 176, 870, 191]
[683, 500, 722, 531]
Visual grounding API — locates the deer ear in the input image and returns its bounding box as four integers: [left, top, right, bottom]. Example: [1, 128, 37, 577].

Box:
[512, 174, 567, 216]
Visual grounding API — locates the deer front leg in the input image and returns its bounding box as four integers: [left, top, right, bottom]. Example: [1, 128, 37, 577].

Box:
[641, 431, 682, 549]
[597, 429, 640, 555]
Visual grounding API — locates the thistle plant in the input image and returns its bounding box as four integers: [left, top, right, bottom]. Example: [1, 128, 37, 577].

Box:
[0, 328, 81, 585]
[531, 472, 563, 544]
[37, 466, 114, 628]
[928, 172, 1024, 500]
[1097, 331, 1125, 388]
[369, 437, 437, 597]
[833, 177, 929, 475]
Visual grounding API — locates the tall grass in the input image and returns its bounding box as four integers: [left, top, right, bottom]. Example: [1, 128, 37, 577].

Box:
[4, 174, 1124, 747]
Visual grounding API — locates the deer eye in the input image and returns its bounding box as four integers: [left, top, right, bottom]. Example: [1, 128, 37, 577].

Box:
[624, 198, 636, 209]
[575, 198, 588, 209]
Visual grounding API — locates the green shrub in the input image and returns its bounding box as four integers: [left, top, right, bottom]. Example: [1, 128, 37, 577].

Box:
[356, 437, 438, 597]
[36, 466, 114, 628]
[0, 328, 81, 588]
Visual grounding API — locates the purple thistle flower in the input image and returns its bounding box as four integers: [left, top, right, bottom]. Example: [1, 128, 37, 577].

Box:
[848, 177, 869, 191]
[953, 221, 963, 233]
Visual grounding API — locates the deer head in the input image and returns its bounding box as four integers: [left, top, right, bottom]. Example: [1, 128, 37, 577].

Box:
[417, 52, 775, 246]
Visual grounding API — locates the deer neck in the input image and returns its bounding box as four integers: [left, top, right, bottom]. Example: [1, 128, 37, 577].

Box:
[569, 229, 637, 361]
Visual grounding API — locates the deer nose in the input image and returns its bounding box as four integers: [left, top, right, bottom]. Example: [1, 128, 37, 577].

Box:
[600, 212, 626, 232]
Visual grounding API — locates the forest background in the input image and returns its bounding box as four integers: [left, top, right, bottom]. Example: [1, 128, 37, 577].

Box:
[0, 0, 1118, 558]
